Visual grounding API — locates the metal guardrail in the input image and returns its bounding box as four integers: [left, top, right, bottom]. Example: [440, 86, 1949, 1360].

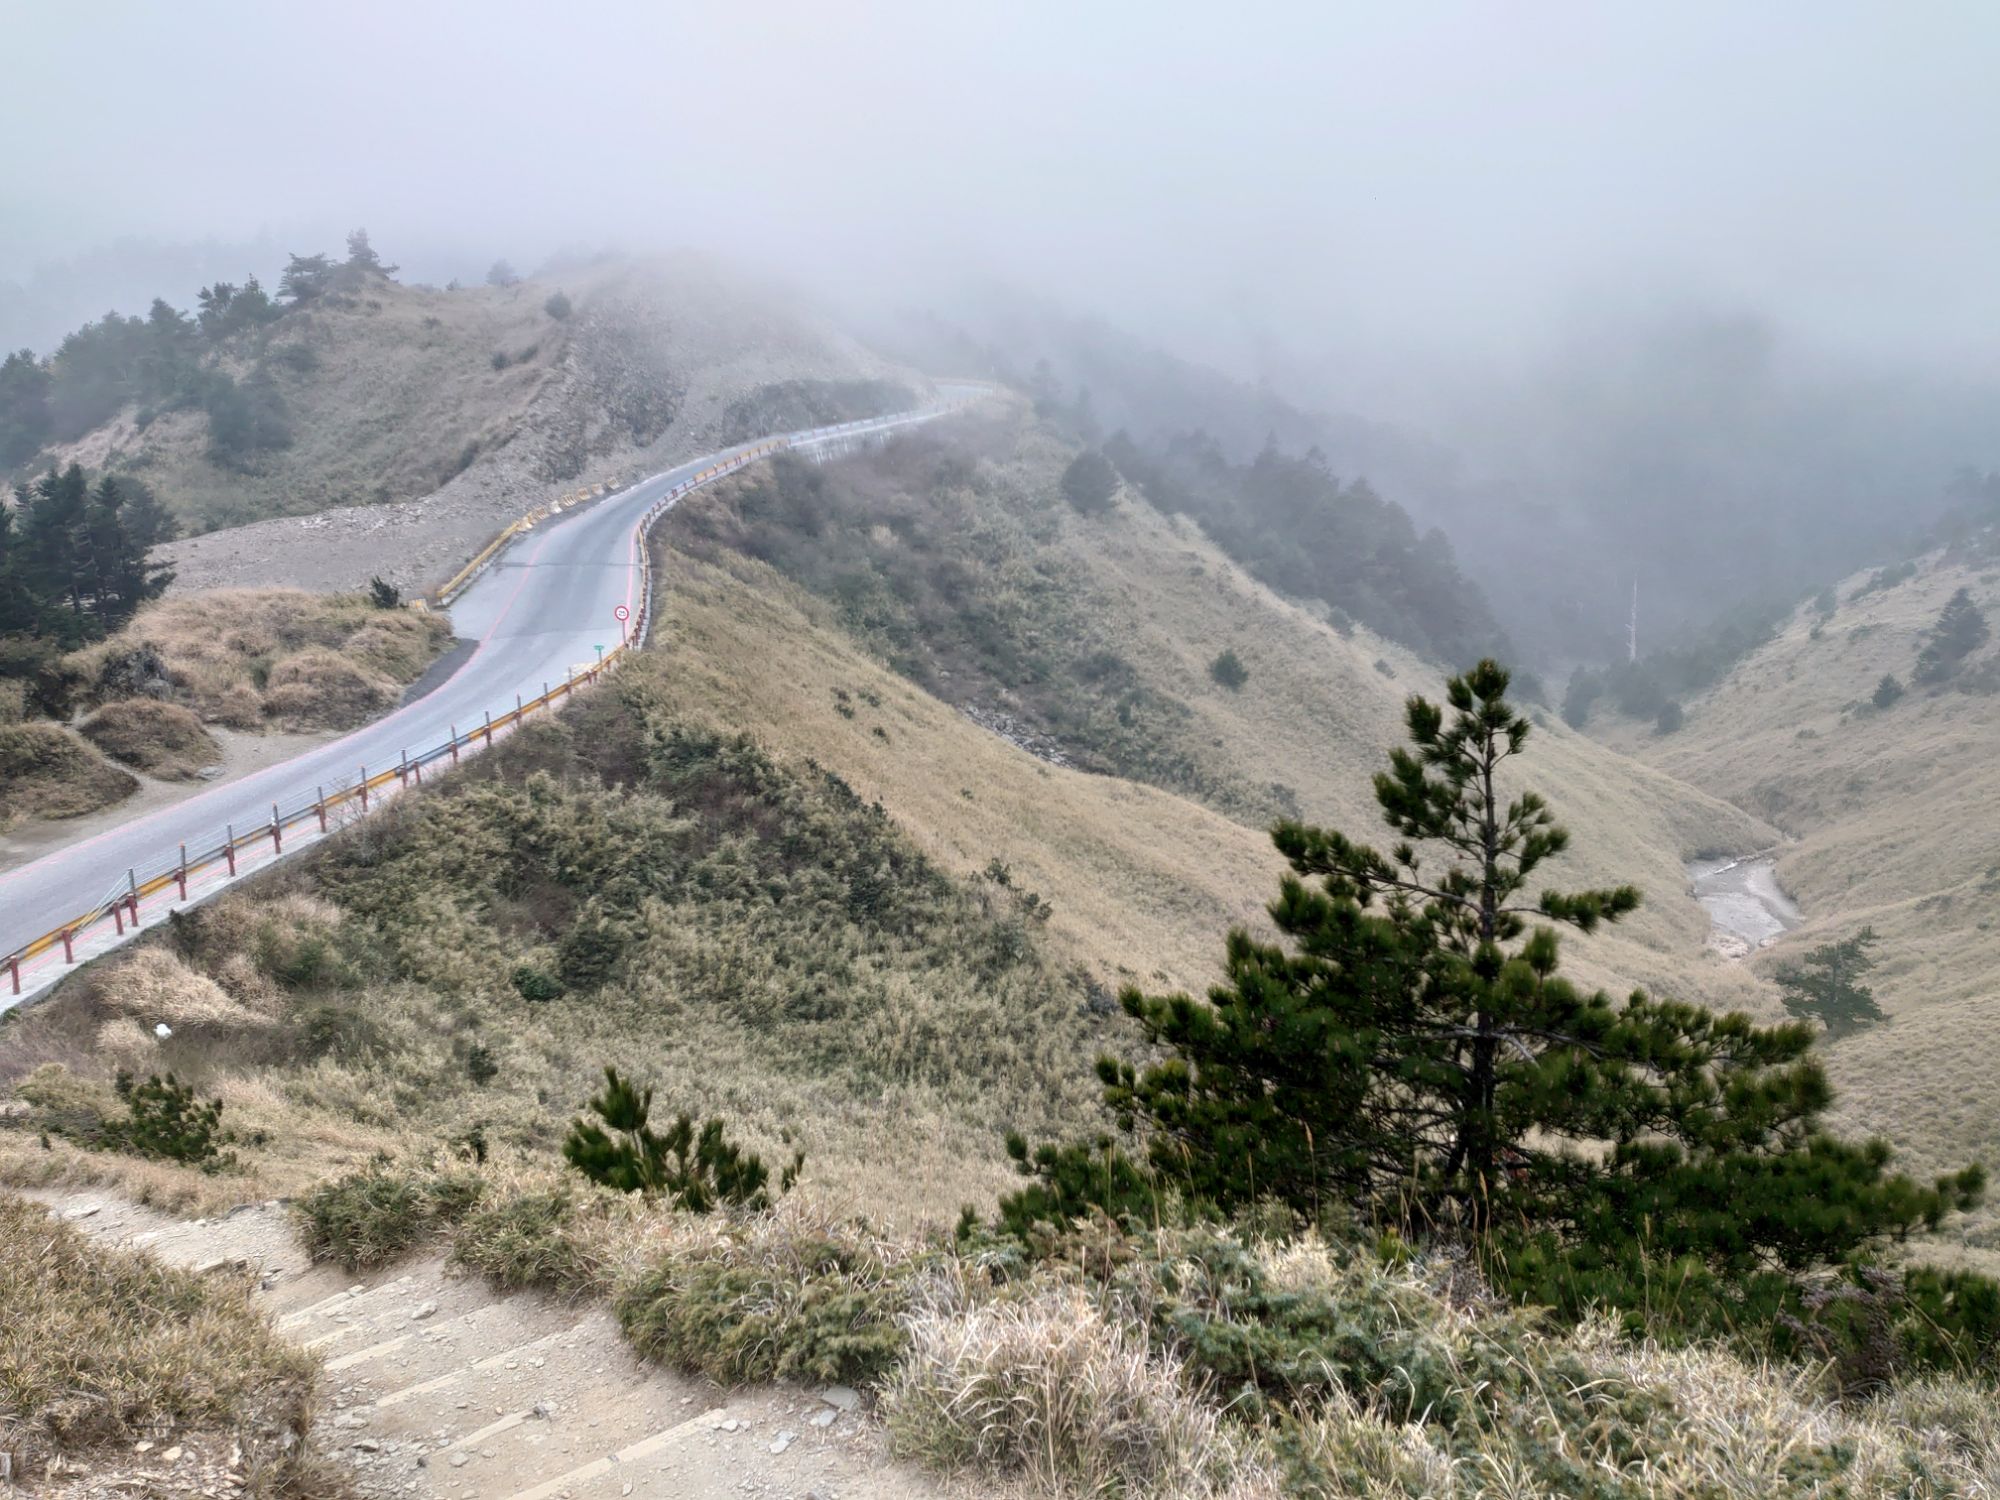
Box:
[1, 396, 984, 999]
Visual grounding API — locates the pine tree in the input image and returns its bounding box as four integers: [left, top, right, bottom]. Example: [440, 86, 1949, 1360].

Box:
[0, 348, 52, 466]
[279, 252, 335, 304]
[1915, 587, 1990, 683]
[344, 228, 396, 276]
[1775, 927, 1886, 1039]
[18, 465, 91, 634]
[0, 500, 33, 635]
[1007, 660, 1983, 1276]
[563, 1067, 801, 1211]
[1060, 450, 1120, 512]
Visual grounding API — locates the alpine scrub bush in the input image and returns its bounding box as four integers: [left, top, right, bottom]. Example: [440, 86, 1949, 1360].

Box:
[449, 1183, 604, 1295]
[294, 1163, 485, 1270]
[1208, 648, 1249, 691]
[108, 1070, 229, 1167]
[615, 1200, 918, 1388]
[884, 1272, 1243, 1497]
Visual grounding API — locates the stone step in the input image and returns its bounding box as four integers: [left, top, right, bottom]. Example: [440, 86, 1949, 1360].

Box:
[323, 1297, 585, 1395]
[492, 1405, 735, 1500]
[559, 1391, 874, 1500]
[286, 1265, 494, 1352]
[339, 1344, 719, 1496]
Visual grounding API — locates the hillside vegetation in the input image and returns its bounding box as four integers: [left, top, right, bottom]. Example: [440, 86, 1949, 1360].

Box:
[14, 399, 1965, 1500]
[1602, 537, 2000, 1245]
[662, 404, 1773, 1014]
[0, 657, 1105, 1225]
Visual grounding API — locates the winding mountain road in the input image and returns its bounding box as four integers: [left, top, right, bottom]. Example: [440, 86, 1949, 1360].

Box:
[0, 397, 974, 1008]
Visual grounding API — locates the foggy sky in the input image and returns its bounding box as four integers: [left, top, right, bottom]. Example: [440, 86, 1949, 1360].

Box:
[6, 1, 2000, 419]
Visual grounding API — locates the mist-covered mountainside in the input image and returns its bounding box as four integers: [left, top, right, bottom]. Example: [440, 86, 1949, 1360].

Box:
[1592, 514, 2000, 1241]
[880, 288, 2000, 678]
[1, 241, 921, 565]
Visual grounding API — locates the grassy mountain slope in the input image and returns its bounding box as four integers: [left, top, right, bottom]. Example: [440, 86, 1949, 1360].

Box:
[1601, 546, 2000, 1236]
[655, 404, 1774, 1015]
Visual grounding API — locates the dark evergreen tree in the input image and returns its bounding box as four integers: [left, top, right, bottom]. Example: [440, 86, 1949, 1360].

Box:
[0, 500, 33, 635]
[196, 276, 278, 341]
[1060, 450, 1120, 512]
[1775, 927, 1886, 1039]
[18, 464, 91, 633]
[1873, 673, 1905, 710]
[1915, 588, 1990, 683]
[279, 252, 335, 304]
[343, 228, 395, 276]
[1007, 660, 1982, 1277]
[0, 348, 52, 466]
[486, 259, 520, 288]
[563, 1066, 802, 1211]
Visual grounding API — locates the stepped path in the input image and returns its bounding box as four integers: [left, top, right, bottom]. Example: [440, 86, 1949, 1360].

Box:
[28, 1190, 951, 1500]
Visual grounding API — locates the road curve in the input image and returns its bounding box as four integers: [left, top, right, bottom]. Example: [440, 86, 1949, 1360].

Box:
[0, 397, 974, 1007]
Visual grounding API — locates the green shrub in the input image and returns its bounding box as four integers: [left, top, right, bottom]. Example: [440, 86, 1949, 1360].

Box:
[368, 576, 401, 609]
[1207, 649, 1249, 691]
[510, 963, 563, 1002]
[1873, 673, 1906, 709]
[465, 1042, 499, 1086]
[295, 1165, 485, 1270]
[450, 1186, 596, 1294]
[1655, 699, 1684, 734]
[543, 290, 573, 320]
[616, 1227, 912, 1387]
[108, 1071, 228, 1167]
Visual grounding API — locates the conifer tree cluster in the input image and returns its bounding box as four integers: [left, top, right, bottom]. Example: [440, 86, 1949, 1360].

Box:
[1, 463, 175, 654]
[1004, 660, 1983, 1304]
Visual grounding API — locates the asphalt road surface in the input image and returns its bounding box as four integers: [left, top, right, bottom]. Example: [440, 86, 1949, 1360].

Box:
[0, 399, 968, 1006]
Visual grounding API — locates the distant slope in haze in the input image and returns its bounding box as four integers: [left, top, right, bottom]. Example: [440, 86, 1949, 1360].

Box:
[1602, 539, 2000, 1242]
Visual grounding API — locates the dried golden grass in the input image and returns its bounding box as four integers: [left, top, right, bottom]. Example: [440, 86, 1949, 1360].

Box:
[91, 949, 273, 1033]
[0, 1191, 317, 1487]
[886, 1273, 1247, 1497]
[67, 587, 449, 732]
[77, 698, 222, 779]
[0, 721, 137, 829]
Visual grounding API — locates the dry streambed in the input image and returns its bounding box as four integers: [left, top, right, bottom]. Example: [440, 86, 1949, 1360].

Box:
[1687, 854, 1801, 960]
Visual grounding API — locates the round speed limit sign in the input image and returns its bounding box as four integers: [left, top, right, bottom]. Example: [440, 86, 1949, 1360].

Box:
[613, 605, 630, 622]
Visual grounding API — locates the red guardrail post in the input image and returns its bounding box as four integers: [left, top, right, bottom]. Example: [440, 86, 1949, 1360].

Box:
[127, 870, 139, 924]
[317, 788, 327, 833]
[225, 824, 237, 876]
[360, 767, 369, 811]
[113, 902, 123, 935]
[61, 930, 74, 964]
[271, 802, 282, 854]
[8, 956, 17, 995]
[398, 751, 408, 787]
[450, 725, 459, 764]
[177, 843, 188, 901]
